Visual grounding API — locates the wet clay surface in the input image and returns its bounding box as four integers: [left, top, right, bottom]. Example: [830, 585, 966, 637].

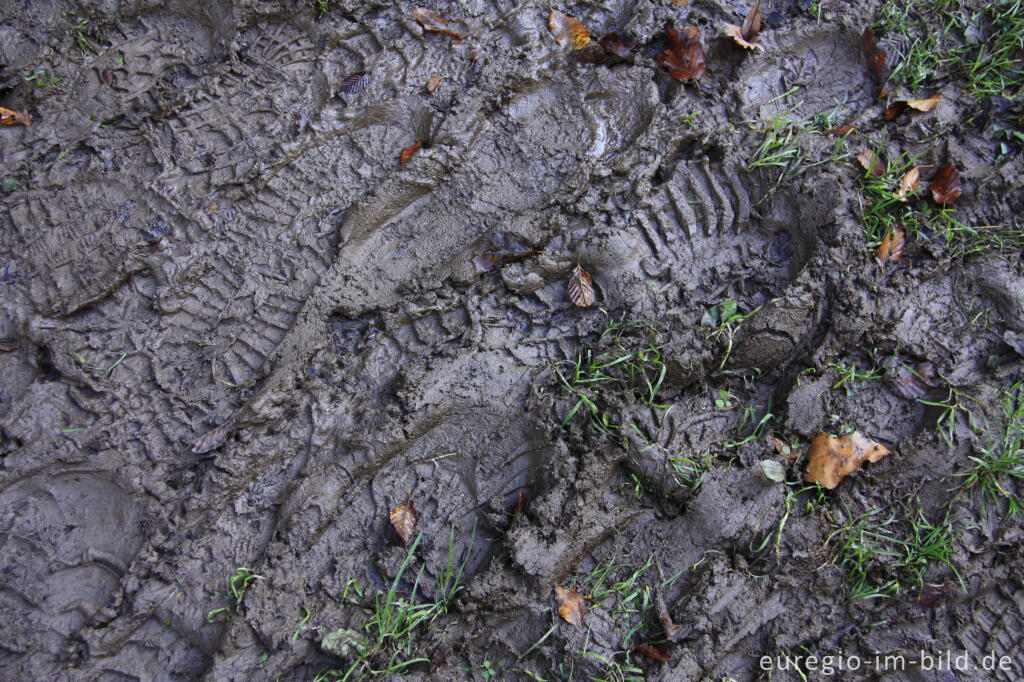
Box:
[1, 0, 1023, 680]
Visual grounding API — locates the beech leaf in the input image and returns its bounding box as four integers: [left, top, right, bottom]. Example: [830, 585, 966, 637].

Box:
[400, 140, 423, 164]
[860, 27, 890, 89]
[658, 26, 706, 82]
[631, 642, 669, 661]
[724, 1, 763, 51]
[893, 166, 921, 201]
[338, 71, 370, 95]
[874, 224, 906, 266]
[884, 101, 908, 120]
[906, 94, 942, 111]
[554, 586, 585, 627]
[389, 499, 418, 545]
[856, 149, 885, 177]
[0, 107, 31, 127]
[887, 360, 942, 399]
[411, 7, 469, 40]
[191, 417, 236, 455]
[599, 32, 635, 58]
[929, 164, 962, 205]
[822, 125, 856, 136]
[426, 75, 443, 94]
[548, 11, 591, 50]
[473, 232, 538, 272]
[741, 0, 762, 40]
[568, 263, 596, 307]
[804, 432, 890, 489]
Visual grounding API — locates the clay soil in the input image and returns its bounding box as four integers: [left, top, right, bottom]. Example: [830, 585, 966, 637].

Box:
[1, 1, 1022, 680]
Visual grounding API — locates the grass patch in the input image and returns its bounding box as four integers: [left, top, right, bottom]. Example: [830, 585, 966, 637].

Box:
[875, 0, 1024, 100]
[957, 380, 1024, 517]
[827, 504, 961, 601]
[207, 567, 263, 621]
[556, 317, 669, 435]
[315, 526, 474, 681]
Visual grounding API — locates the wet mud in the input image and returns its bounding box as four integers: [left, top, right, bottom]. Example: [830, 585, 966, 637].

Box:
[1, 0, 1022, 680]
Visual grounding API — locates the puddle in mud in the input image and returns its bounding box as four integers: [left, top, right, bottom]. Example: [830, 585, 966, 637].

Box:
[1, 0, 1023, 680]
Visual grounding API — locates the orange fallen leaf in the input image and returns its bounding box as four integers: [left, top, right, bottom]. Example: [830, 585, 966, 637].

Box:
[804, 431, 890, 489]
[823, 125, 856, 136]
[929, 164, 962, 205]
[893, 166, 921, 201]
[886, 94, 941, 120]
[856, 149, 885, 177]
[906, 94, 942, 112]
[426, 75, 443, 94]
[659, 26, 705, 82]
[884, 100, 908, 120]
[400, 140, 423, 164]
[724, 1, 763, 51]
[861, 27, 889, 91]
[654, 586, 685, 642]
[874, 224, 906, 266]
[389, 499, 418, 544]
[548, 11, 591, 50]
[0, 107, 31, 127]
[568, 263, 596, 307]
[599, 32, 635, 58]
[411, 7, 469, 40]
[632, 642, 669, 661]
[554, 585, 585, 627]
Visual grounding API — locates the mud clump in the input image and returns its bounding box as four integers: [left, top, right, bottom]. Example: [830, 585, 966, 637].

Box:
[2, 0, 1024, 680]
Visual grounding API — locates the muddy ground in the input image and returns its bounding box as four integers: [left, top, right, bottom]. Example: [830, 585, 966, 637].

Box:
[1, 0, 1023, 680]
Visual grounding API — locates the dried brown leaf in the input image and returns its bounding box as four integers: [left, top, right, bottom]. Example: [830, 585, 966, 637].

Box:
[723, 24, 763, 51]
[631, 642, 670, 661]
[554, 586, 585, 627]
[654, 587, 685, 642]
[339, 71, 370, 95]
[411, 7, 469, 40]
[861, 27, 890, 87]
[400, 140, 423, 164]
[906, 94, 942, 111]
[0, 106, 31, 127]
[894, 166, 921, 201]
[514, 488, 526, 515]
[191, 417, 236, 455]
[741, 0, 762, 41]
[804, 431, 890, 489]
[389, 500, 418, 545]
[929, 164, 962, 205]
[856, 149, 885, 177]
[888, 360, 942, 399]
[548, 11, 591, 50]
[599, 32, 635, 58]
[659, 26, 705, 82]
[822, 125, 856, 136]
[426, 75, 443, 94]
[874, 224, 906, 266]
[884, 100, 908, 120]
[473, 232, 538, 272]
[568, 264, 596, 307]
